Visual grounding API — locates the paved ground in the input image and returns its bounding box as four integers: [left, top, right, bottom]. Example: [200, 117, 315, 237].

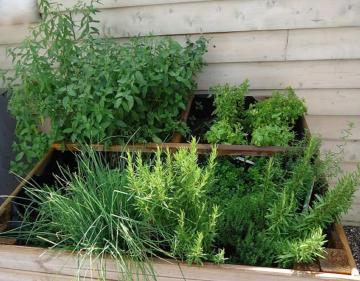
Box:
[344, 226, 360, 270]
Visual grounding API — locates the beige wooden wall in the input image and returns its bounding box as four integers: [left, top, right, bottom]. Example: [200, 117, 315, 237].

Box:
[0, 0, 359, 225]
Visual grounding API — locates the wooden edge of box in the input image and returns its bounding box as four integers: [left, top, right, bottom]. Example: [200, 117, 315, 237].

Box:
[335, 224, 360, 276]
[0, 244, 358, 281]
[51, 142, 288, 156]
[0, 147, 55, 219]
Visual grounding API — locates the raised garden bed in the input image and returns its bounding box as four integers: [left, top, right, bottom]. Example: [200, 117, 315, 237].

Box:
[0, 145, 358, 280]
[186, 94, 308, 145]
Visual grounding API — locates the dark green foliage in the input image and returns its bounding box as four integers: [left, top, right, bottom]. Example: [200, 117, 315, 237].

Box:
[2, 0, 207, 175]
[205, 81, 249, 144]
[209, 138, 360, 268]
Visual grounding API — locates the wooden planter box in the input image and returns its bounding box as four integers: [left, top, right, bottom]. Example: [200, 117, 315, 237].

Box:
[0, 145, 359, 280]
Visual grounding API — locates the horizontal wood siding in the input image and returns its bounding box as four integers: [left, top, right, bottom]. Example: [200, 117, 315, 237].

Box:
[0, 0, 359, 225]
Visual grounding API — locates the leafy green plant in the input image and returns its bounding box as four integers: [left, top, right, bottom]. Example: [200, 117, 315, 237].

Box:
[251, 125, 295, 146]
[248, 89, 307, 129]
[2, 0, 207, 175]
[208, 138, 360, 268]
[204, 83, 306, 146]
[205, 120, 246, 145]
[205, 81, 249, 144]
[248, 88, 307, 146]
[6, 140, 221, 279]
[127, 139, 219, 264]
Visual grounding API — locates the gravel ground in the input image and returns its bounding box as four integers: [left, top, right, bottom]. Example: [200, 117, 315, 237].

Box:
[344, 226, 360, 270]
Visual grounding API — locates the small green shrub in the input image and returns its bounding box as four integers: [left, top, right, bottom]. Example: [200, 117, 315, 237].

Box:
[9, 140, 221, 277]
[127, 139, 219, 264]
[204, 83, 306, 146]
[2, 0, 207, 175]
[247, 89, 307, 146]
[208, 138, 360, 267]
[205, 81, 249, 144]
[251, 125, 295, 146]
[248, 89, 307, 129]
[205, 120, 246, 145]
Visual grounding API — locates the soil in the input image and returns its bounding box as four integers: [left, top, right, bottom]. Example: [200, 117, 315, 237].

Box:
[344, 226, 360, 270]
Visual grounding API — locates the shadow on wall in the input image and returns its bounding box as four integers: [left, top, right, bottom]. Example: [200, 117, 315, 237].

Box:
[0, 92, 17, 205]
[0, 0, 39, 25]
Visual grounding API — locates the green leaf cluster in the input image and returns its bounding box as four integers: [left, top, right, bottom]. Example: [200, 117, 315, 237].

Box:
[2, 0, 207, 175]
[248, 88, 307, 146]
[126, 139, 220, 264]
[13, 140, 222, 269]
[205, 81, 249, 144]
[205, 83, 307, 146]
[208, 138, 360, 268]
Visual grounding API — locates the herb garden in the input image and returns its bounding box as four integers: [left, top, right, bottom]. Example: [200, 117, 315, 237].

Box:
[0, 1, 359, 280]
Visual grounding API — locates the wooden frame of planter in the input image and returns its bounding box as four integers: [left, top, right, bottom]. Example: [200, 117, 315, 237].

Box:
[0, 143, 358, 280]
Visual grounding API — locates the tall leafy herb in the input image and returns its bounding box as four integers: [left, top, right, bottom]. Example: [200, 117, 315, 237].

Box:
[205, 81, 249, 144]
[2, 0, 207, 175]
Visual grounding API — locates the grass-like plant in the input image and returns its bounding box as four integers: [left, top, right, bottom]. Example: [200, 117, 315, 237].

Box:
[6, 140, 222, 280]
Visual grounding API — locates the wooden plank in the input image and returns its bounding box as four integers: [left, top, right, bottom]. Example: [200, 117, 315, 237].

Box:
[296, 90, 360, 116]
[83, 0, 360, 38]
[320, 140, 360, 163]
[0, 148, 55, 219]
[3, 29, 360, 66]
[335, 225, 360, 276]
[0, 268, 102, 281]
[287, 27, 360, 61]
[0, 245, 358, 280]
[60, 0, 210, 9]
[319, 249, 351, 275]
[0, 1, 39, 26]
[196, 60, 360, 90]
[0, 24, 33, 45]
[164, 31, 288, 63]
[305, 116, 360, 140]
[51, 143, 288, 156]
[0, 47, 12, 70]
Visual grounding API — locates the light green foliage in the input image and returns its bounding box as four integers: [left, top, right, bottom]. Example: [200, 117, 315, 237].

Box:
[209, 138, 360, 268]
[248, 89, 307, 129]
[10, 140, 221, 274]
[251, 125, 295, 146]
[2, 0, 207, 175]
[277, 228, 326, 268]
[127, 139, 219, 264]
[205, 120, 246, 145]
[205, 83, 307, 146]
[205, 81, 249, 144]
[248, 89, 307, 146]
